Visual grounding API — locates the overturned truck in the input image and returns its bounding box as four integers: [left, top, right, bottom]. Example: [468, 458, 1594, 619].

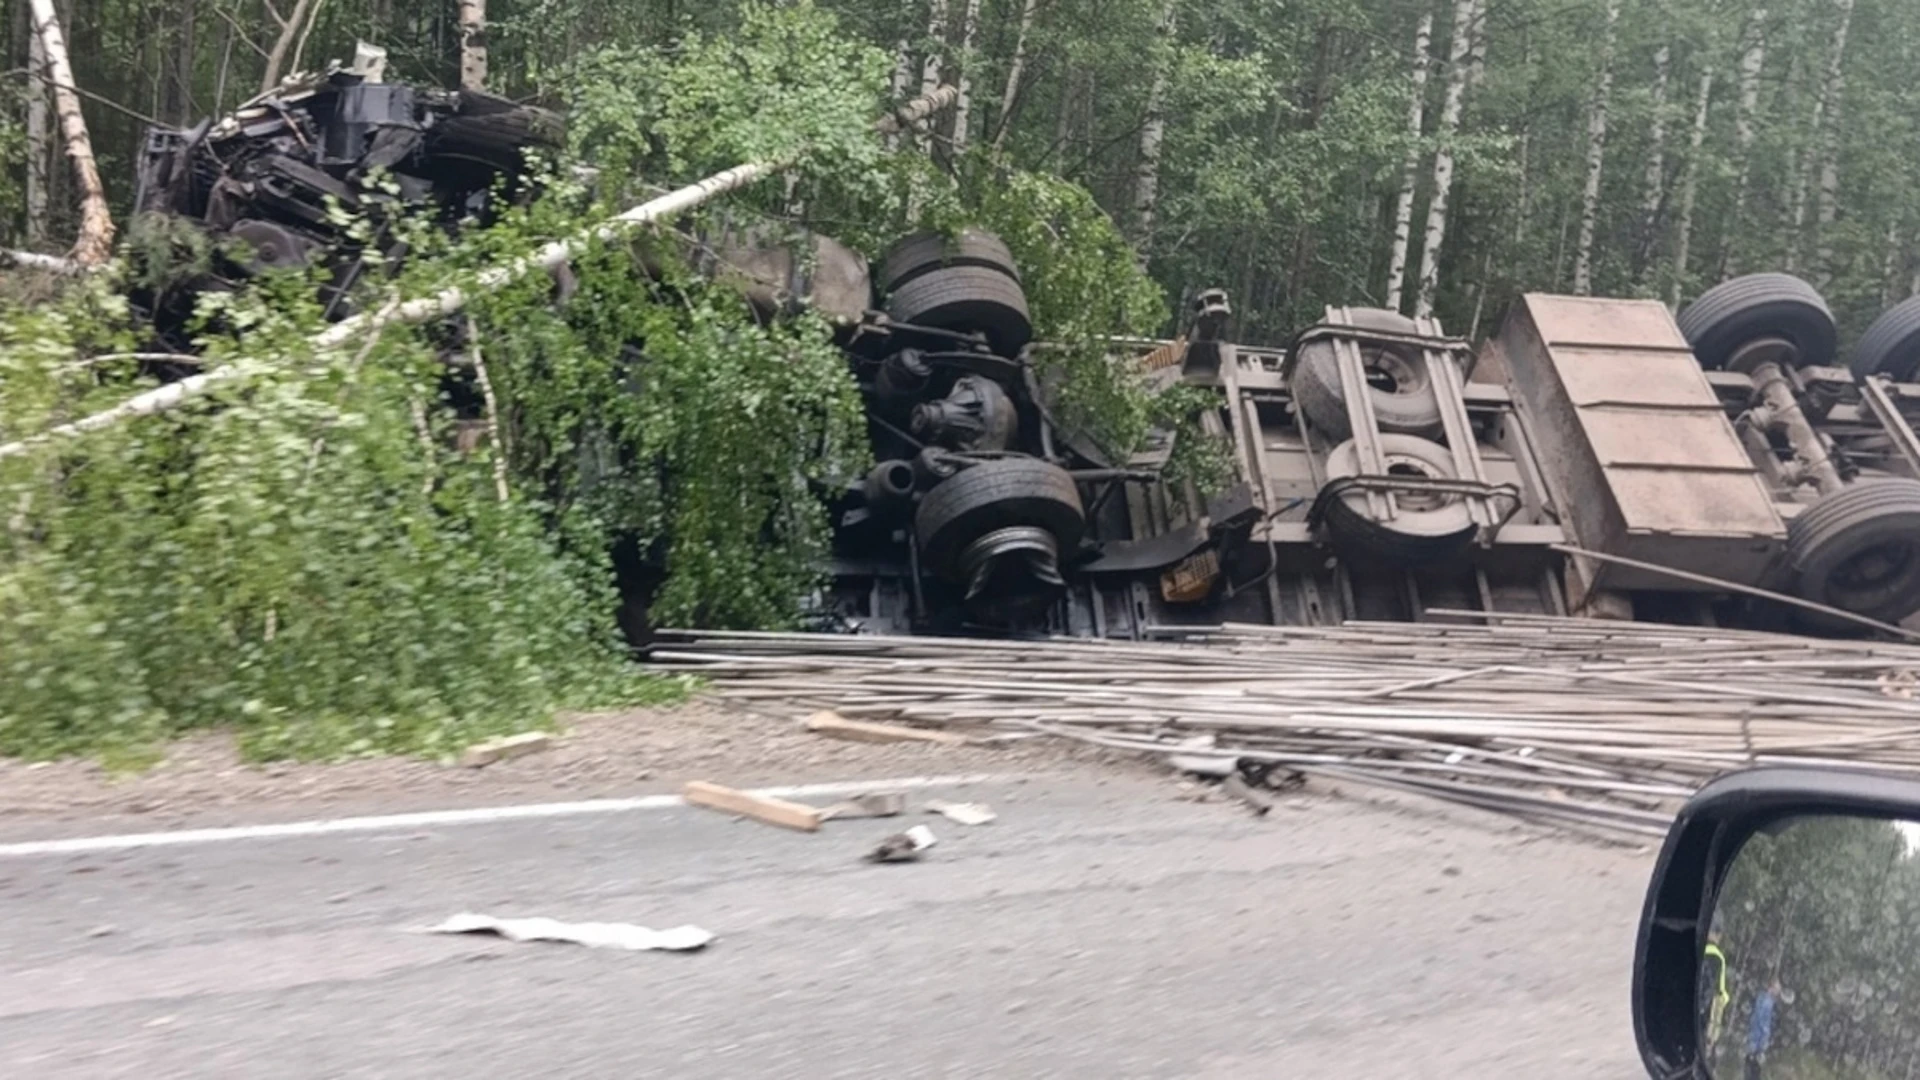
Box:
[827, 241, 1920, 640]
[117, 69, 1920, 641]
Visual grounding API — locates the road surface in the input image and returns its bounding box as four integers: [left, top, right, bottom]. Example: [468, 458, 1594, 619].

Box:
[0, 770, 1652, 1078]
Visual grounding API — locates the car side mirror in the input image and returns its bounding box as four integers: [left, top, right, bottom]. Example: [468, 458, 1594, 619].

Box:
[1633, 767, 1920, 1078]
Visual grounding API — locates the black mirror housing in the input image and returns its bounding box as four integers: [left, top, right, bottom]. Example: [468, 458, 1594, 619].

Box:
[1633, 766, 1920, 1078]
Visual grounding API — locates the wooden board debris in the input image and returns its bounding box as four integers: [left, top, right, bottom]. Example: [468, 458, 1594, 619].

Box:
[683, 781, 826, 832]
[805, 710, 971, 747]
[459, 731, 554, 768]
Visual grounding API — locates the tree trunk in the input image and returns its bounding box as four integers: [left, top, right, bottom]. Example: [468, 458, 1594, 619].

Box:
[1725, 8, 1767, 276]
[1413, 0, 1478, 319]
[887, 38, 913, 151]
[1132, 0, 1177, 258]
[918, 0, 949, 152]
[260, 0, 318, 92]
[1670, 68, 1714, 306]
[1814, 0, 1855, 287]
[948, 0, 982, 153]
[25, 22, 50, 246]
[992, 0, 1039, 154]
[1465, 0, 1487, 89]
[1385, 12, 1434, 312]
[458, 0, 488, 92]
[1572, 0, 1620, 296]
[27, 0, 112, 265]
[1636, 43, 1670, 285]
[168, 0, 197, 124]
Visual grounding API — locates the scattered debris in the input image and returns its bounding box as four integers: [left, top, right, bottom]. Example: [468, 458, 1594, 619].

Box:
[1221, 773, 1275, 817]
[804, 711, 971, 747]
[458, 731, 554, 768]
[426, 913, 713, 952]
[867, 824, 939, 863]
[656, 618, 1920, 840]
[820, 791, 907, 820]
[924, 799, 996, 825]
[683, 780, 826, 832]
[85, 924, 117, 938]
[1166, 734, 1237, 778]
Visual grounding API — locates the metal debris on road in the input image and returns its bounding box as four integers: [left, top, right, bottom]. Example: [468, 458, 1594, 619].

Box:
[426, 913, 713, 951]
[653, 617, 1920, 840]
[1221, 773, 1275, 816]
[867, 824, 939, 863]
[924, 799, 997, 825]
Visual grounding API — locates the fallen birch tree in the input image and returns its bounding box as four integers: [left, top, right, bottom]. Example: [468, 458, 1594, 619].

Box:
[0, 85, 959, 463]
[26, 0, 114, 266]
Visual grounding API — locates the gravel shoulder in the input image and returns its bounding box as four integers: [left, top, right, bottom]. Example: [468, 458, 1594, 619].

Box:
[0, 695, 1138, 835]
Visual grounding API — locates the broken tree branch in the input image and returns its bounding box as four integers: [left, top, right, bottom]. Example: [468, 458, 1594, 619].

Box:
[0, 84, 962, 462]
[26, 0, 114, 265]
[259, 0, 317, 92]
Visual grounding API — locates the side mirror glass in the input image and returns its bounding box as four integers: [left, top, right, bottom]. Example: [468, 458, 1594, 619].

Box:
[1699, 814, 1920, 1078]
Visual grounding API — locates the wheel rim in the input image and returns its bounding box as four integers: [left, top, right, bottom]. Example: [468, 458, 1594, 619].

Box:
[1364, 348, 1428, 398]
[1827, 539, 1920, 611]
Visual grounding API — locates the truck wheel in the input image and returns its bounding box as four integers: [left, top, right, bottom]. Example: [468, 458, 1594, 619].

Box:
[880, 228, 1020, 292]
[914, 457, 1084, 579]
[1677, 273, 1836, 371]
[1290, 307, 1444, 440]
[1322, 433, 1475, 565]
[1850, 296, 1920, 381]
[886, 265, 1033, 357]
[1788, 479, 1920, 628]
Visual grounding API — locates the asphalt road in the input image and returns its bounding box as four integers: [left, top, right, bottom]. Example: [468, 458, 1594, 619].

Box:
[0, 771, 1654, 1078]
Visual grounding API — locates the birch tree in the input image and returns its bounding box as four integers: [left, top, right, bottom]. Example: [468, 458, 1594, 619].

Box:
[992, 0, 1039, 153]
[1813, 0, 1855, 287]
[1413, 0, 1478, 319]
[458, 0, 488, 92]
[1636, 44, 1671, 285]
[1572, 0, 1622, 295]
[25, 27, 50, 246]
[1725, 7, 1768, 275]
[1131, 0, 1177, 257]
[1670, 68, 1714, 305]
[947, 0, 982, 152]
[1385, 12, 1434, 312]
[917, 0, 949, 152]
[26, 0, 113, 264]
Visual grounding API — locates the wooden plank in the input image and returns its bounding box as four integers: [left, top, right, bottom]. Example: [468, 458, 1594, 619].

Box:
[459, 731, 554, 768]
[683, 781, 825, 832]
[804, 710, 970, 746]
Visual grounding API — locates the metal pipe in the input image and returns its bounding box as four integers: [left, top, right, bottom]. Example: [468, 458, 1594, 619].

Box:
[1750, 359, 1844, 495]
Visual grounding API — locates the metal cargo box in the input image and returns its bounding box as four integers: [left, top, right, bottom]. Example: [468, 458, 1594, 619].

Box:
[1494, 294, 1785, 593]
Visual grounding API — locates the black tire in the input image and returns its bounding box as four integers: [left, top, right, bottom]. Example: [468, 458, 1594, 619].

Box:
[1322, 433, 1476, 565]
[1851, 296, 1920, 381]
[880, 228, 1020, 293]
[886, 265, 1033, 356]
[1677, 273, 1836, 371]
[1291, 307, 1444, 440]
[914, 457, 1084, 579]
[1787, 479, 1920, 628]
[428, 105, 566, 172]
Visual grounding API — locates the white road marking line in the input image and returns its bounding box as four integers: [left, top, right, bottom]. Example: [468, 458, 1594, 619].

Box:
[0, 773, 1007, 858]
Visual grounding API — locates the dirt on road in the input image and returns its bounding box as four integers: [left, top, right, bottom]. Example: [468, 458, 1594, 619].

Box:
[0, 696, 1134, 833]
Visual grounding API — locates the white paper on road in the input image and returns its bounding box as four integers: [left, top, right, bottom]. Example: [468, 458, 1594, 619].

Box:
[924, 800, 996, 826]
[426, 913, 714, 951]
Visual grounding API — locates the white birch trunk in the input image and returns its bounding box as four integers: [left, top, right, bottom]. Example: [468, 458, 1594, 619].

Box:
[1638, 44, 1671, 276]
[1465, 0, 1487, 89]
[1727, 8, 1767, 275]
[993, 0, 1039, 154]
[1413, 0, 1478, 319]
[918, 0, 949, 152]
[949, 0, 982, 153]
[1572, 0, 1621, 296]
[0, 85, 963, 460]
[1132, 0, 1178, 256]
[887, 39, 913, 151]
[25, 27, 49, 246]
[1814, 0, 1854, 286]
[1670, 68, 1714, 306]
[1385, 13, 1434, 313]
[27, 0, 112, 265]
[458, 0, 488, 92]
